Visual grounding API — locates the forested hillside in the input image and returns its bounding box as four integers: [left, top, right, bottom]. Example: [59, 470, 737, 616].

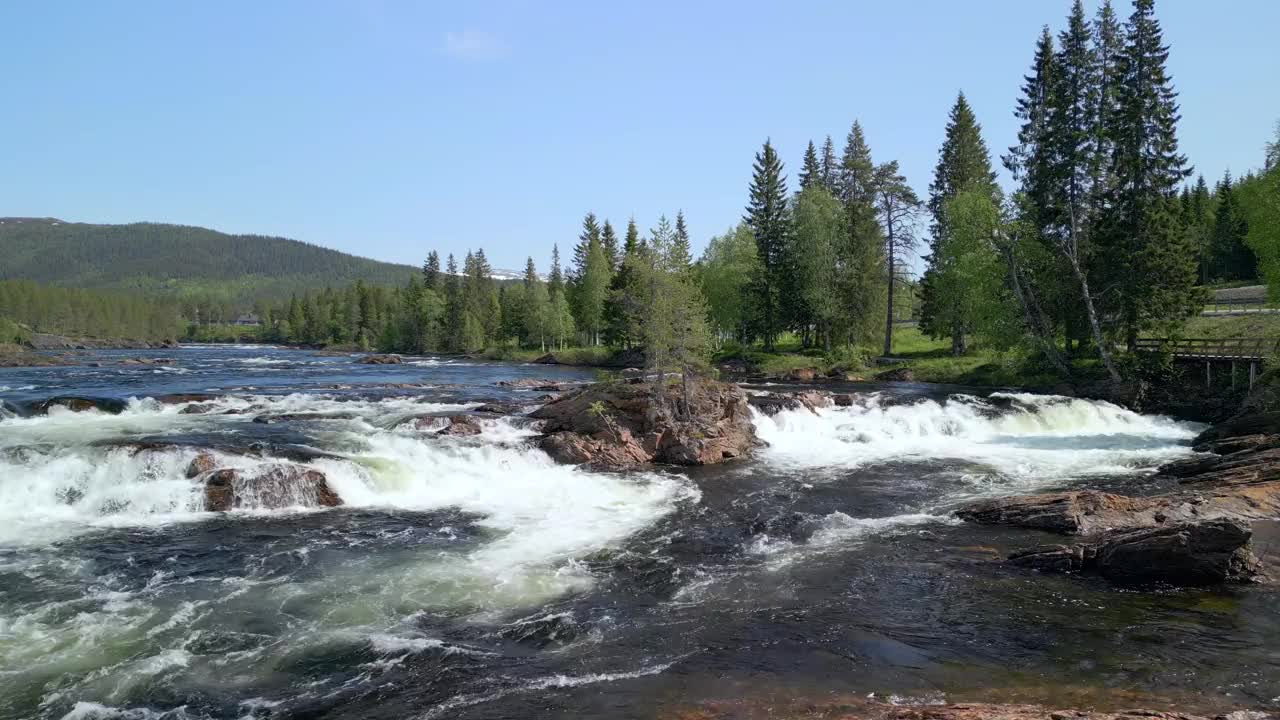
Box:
[0, 218, 418, 302]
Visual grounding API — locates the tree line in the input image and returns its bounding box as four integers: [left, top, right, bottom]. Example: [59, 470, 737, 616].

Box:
[0, 280, 182, 342]
[10, 0, 1279, 384]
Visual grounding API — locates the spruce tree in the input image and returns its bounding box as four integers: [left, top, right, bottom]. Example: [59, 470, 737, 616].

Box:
[799, 140, 822, 190]
[672, 210, 693, 270]
[819, 136, 839, 194]
[1211, 172, 1255, 281]
[571, 212, 600, 283]
[522, 257, 550, 350]
[1095, 0, 1197, 349]
[919, 92, 1000, 355]
[605, 217, 645, 347]
[743, 139, 790, 350]
[423, 251, 441, 290]
[548, 244, 565, 299]
[601, 219, 620, 272]
[836, 121, 887, 348]
[1187, 174, 1214, 282]
[1089, 0, 1124, 210]
[444, 253, 464, 351]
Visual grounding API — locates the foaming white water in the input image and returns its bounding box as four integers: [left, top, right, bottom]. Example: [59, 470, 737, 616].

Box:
[754, 392, 1199, 492]
[747, 511, 958, 566]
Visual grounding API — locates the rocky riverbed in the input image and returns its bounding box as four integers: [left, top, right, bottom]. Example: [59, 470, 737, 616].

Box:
[2, 346, 1278, 719]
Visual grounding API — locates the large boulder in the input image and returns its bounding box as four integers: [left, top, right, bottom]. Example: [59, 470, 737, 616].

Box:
[1193, 411, 1280, 445]
[202, 465, 342, 512]
[358, 354, 402, 365]
[531, 379, 757, 468]
[1009, 519, 1263, 586]
[956, 483, 1280, 535]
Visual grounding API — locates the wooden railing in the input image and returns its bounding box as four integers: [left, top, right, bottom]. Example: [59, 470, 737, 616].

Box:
[1203, 297, 1276, 314]
[1134, 337, 1280, 361]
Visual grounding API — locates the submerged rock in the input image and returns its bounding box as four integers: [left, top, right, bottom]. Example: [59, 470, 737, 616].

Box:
[1010, 519, 1263, 586]
[748, 390, 832, 416]
[437, 414, 483, 436]
[202, 464, 342, 512]
[531, 379, 757, 468]
[29, 396, 128, 415]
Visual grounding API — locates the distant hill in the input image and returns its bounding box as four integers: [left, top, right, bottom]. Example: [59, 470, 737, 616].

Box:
[0, 218, 421, 298]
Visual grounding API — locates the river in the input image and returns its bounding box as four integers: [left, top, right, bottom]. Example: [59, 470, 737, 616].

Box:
[1, 345, 1277, 719]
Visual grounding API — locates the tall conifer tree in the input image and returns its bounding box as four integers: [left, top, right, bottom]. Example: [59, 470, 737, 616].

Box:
[1095, 0, 1197, 349]
[799, 141, 822, 191]
[743, 140, 790, 350]
[919, 92, 1000, 355]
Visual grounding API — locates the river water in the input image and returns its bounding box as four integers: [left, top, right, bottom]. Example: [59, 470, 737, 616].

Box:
[1, 346, 1277, 719]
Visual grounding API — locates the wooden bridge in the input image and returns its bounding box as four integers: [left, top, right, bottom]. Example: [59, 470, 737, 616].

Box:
[1134, 337, 1280, 388]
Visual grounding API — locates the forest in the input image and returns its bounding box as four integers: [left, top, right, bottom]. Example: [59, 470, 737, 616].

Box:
[5, 0, 1279, 385]
[249, 0, 1279, 383]
[0, 218, 420, 317]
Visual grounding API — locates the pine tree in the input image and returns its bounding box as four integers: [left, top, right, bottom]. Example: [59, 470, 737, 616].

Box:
[743, 139, 790, 350]
[874, 161, 922, 355]
[1095, 0, 1197, 349]
[601, 219, 620, 272]
[919, 92, 1000, 355]
[799, 140, 822, 190]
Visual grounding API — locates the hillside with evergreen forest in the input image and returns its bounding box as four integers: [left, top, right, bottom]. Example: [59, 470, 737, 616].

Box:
[0, 217, 419, 302]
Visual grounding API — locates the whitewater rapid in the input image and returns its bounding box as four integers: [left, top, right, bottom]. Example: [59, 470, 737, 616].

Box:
[0, 384, 1206, 718]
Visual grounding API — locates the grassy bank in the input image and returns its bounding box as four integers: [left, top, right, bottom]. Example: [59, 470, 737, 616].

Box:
[712, 326, 1110, 388]
[479, 345, 617, 366]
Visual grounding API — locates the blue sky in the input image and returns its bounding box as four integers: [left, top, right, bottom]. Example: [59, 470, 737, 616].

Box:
[2, 0, 1277, 273]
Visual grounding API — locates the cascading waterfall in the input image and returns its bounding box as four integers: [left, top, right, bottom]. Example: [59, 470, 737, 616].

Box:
[752, 391, 1198, 485]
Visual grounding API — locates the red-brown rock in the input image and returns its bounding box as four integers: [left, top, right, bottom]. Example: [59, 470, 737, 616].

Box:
[203, 465, 342, 512]
[531, 379, 757, 469]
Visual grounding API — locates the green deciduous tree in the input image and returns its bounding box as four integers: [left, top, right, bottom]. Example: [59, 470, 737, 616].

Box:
[920, 92, 1001, 355]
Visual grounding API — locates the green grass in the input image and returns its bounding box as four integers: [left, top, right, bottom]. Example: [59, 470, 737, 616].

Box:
[480, 345, 616, 366]
[1175, 313, 1280, 339]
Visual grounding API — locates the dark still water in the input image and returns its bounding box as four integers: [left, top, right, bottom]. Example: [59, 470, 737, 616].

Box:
[1, 346, 1277, 719]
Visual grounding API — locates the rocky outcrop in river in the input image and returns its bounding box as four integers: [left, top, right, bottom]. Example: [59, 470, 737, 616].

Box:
[957, 410, 1280, 586]
[531, 379, 757, 468]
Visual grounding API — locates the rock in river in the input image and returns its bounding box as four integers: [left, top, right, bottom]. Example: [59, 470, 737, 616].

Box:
[202, 464, 342, 512]
[531, 379, 757, 469]
[358, 354, 402, 365]
[1010, 519, 1263, 586]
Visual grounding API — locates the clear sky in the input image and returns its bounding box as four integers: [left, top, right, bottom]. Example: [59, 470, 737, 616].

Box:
[2, 0, 1276, 274]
